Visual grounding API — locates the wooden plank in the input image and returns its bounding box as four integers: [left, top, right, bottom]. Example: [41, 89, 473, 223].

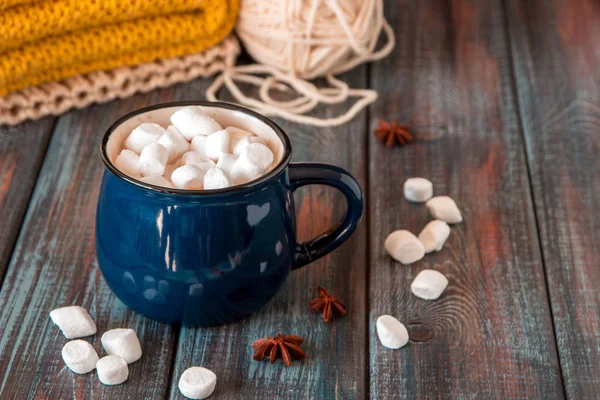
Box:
[504, 0, 600, 397]
[0, 79, 213, 398]
[169, 69, 368, 399]
[368, 1, 564, 398]
[0, 118, 54, 283]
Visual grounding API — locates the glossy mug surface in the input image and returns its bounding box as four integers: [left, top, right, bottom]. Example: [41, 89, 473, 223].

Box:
[96, 101, 363, 326]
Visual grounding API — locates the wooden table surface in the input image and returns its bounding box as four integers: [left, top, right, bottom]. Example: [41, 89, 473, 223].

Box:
[0, 1, 598, 399]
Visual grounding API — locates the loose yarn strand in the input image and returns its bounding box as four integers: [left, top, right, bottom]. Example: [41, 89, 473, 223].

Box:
[206, 0, 395, 127]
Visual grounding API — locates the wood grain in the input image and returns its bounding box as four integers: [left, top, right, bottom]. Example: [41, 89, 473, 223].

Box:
[505, 0, 600, 397]
[0, 118, 54, 284]
[169, 69, 368, 399]
[368, 1, 564, 398]
[0, 79, 213, 399]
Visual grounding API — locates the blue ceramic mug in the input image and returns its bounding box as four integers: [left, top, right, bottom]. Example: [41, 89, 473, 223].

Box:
[96, 101, 363, 326]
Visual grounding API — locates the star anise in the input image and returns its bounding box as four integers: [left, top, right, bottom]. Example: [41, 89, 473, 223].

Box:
[374, 119, 413, 147]
[308, 287, 347, 322]
[252, 334, 307, 366]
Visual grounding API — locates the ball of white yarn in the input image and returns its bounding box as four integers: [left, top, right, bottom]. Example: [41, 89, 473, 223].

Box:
[236, 0, 392, 79]
[207, 0, 394, 127]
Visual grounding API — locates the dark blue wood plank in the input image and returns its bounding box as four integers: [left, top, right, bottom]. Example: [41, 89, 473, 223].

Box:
[505, 0, 600, 397]
[368, 0, 563, 398]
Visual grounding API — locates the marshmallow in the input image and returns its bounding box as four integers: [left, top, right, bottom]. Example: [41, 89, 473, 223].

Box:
[157, 125, 190, 163]
[139, 143, 168, 177]
[216, 153, 238, 176]
[418, 220, 451, 253]
[115, 149, 140, 178]
[171, 164, 206, 190]
[203, 168, 231, 190]
[170, 106, 222, 140]
[96, 355, 129, 385]
[232, 136, 265, 157]
[403, 177, 433, 203]
[190, 136, 209, 160]
[205, 129, 231, 161]
[384, 230, 425, 264]
[178, 367, 217, 400]
[101, 328, 142, 364]
[61, 340, 99, 374]
[50, 305, 97, 339]
[181, 151, 215, 169]
[141, 175, 174, 188]
[124, 123, 165, 154]
[241, 143, 274, 171]
[426, 196, 463, 224]
[411, 269, 448, 300]
[230, 158, 262, 185]
[376, 315, 409, 349]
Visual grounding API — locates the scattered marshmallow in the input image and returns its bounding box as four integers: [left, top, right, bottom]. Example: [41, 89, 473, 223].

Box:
[376, 315, 409, 349]
[101, 328, 142, 364]
[205, 129, 230, 161]
[61, 340, 99, 374]
[241, 143, 274, 171]
[171, 164, 206, 190]
[418, 220, 451, 253]
[232, 136, 265, 157]
[178, 367, 217, 400]
[216, 153, 238, 176]
[203, 168, 231, 190]
[384, 230, 425, 264]
[190, 136, 209, 160]
[96, 355, 129, 385]
[170, 106, 222, 140]
[115, 149, 140, 178]
[426, 196, 463, 224]
[139, 143, 168, 177]
[157, 125, 190, 163]
[181, 151, 215, 169]
[403, 177, 433, 203]
[50, 305, 97, 339]
[124, 123, 164, 154]
[411, 269, 448, 300]
[141, 175, 174, 188]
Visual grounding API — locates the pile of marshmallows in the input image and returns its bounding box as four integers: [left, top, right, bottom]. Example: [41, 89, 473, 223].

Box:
[50, 305, 216, 399]
[377, 177, 462, 350]
[115, 106, 275, 190]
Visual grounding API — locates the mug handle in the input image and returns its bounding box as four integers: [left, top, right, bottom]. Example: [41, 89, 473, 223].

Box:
[288, 163, 364, 270]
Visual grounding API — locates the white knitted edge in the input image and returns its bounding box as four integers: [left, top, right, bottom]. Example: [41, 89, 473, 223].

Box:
[0, 35, 240, 126]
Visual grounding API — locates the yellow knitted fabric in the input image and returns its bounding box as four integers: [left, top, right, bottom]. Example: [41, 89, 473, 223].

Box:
[0, 0, 239, 96]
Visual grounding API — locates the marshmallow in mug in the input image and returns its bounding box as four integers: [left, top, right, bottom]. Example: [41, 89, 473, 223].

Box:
[114, 106, 276, 190]
[170, 106, 222, 140]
